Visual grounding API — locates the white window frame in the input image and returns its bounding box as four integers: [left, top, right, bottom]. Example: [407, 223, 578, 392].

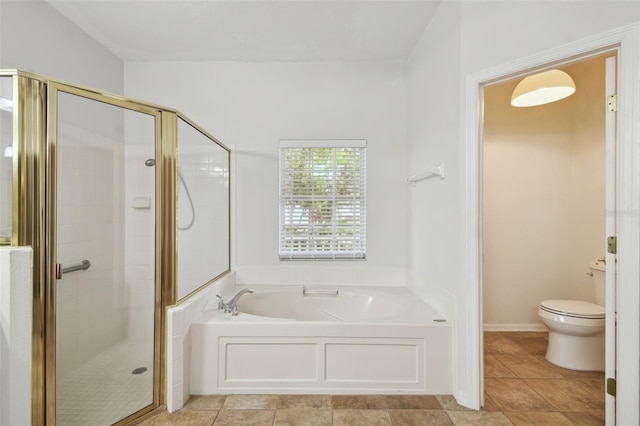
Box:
[279, 139, 366, 260]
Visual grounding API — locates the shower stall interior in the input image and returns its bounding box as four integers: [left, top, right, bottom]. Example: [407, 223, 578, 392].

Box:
[0, 70, 230, 425]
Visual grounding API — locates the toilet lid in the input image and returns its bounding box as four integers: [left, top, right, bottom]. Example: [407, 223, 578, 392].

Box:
[540, 299, 605, 319]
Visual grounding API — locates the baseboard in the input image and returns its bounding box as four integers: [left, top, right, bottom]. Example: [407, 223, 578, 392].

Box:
[483, 324, 548, 332]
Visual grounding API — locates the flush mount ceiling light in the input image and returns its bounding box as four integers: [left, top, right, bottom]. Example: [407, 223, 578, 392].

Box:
[511, 69, 576, 107]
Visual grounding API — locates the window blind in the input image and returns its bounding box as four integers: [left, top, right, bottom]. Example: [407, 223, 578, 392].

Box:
[279, 140, 366, 260]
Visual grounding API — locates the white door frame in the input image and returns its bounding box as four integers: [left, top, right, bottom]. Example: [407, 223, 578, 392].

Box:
[463, 24, 639, 423]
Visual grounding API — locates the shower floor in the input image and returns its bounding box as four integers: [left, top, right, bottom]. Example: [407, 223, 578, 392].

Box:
[56, 338, 154, 425]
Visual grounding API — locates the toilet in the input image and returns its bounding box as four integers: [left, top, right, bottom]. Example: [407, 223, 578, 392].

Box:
[538, 260, 606, 371]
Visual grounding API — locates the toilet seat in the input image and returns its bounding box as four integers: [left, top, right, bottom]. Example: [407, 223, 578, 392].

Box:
[540, 299, 605, 319]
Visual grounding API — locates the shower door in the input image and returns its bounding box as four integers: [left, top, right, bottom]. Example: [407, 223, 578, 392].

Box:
[48, 84, 161, 425]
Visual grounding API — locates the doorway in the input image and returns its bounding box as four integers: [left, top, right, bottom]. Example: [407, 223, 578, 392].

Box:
[46, 83, 163, 425]
[481, 55, 612, 424]
[461, 29, 640, 426]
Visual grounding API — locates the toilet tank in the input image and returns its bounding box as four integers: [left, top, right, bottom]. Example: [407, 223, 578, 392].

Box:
[588, 260, 606, 306]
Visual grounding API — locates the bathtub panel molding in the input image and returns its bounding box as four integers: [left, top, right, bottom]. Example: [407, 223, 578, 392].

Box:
[192, 322, 451, 395]
[215, 336, 426, 391]
[224, 340, 319, 382]
[324, 341, 420, 383]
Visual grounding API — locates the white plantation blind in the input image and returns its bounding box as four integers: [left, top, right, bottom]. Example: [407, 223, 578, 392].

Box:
[279, 140, 366, 260]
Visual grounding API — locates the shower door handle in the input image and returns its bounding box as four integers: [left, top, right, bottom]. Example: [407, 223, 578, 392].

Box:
[56, 260, 92, 279]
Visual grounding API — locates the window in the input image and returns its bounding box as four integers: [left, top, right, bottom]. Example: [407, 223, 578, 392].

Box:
[279, 140, 366, 260]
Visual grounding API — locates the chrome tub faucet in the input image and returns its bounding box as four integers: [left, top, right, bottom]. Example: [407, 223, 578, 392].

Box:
[216, 288, 254, 316]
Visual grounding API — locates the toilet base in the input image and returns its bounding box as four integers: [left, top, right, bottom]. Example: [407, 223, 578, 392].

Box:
[545, 330, 605, 371]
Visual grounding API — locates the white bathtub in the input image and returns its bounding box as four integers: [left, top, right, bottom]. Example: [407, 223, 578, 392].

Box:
[190, 285, 452, 395]
[239, 286, 433, 322]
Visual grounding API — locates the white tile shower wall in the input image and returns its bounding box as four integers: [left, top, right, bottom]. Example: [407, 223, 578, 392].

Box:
[0, 247, 32, 426]
[124, 143, 156, 340]
[55, 125, 126, 378]
[177, 147, 230, 299]
[166, 272, 236, 412]
[0, 105, 12, 239]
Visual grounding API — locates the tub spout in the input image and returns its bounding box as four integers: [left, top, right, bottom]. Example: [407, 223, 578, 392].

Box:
[224, 288, 254, 314]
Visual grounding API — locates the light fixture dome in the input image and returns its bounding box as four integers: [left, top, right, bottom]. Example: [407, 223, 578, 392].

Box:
[511, 69, 576, 107]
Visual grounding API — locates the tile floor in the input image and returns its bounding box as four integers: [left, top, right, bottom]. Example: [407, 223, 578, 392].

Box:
[57, 339, 154, 425]
[134, 331, 605, 425]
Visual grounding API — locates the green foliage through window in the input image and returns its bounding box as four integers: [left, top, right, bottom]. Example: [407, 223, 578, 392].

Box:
[279, 141, 366, 260]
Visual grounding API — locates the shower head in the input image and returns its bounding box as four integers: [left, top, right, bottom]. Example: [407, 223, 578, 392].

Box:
[145, 158, 156, 167]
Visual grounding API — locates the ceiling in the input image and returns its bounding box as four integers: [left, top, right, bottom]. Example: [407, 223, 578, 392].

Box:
[46, 0, 442, 62]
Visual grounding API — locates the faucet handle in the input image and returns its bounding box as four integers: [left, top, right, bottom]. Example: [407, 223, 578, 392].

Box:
[216, 294, 225, 310]
[232, 305, 240, 316]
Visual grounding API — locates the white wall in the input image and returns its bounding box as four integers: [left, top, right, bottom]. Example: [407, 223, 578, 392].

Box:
[483, 57, 606, 328]
[407, 0, 639, 407]
[0, 0, 123, 93]
[0, 0, 124, 143]
[0, 247, 33, 426]
[125, 61, 409, 286]
[0, 0, 130, 398]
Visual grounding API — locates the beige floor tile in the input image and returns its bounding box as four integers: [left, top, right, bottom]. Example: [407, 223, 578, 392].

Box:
[505, 411, 573, 425]
[484, 332, 527, 354]
[482, 393, 502, 412]
[492, 354, 564, 379]
[485, 378, 554, 411]
[383, 395, 442, 409]
[484, 355, 517, 378]
[502, 336, 548, 355]
[533, 355, 605, 380]
[525, 379, 605, 412]
[436, 395, 474, 411]
[184, 395, 227, 410]
[277, 395, 331, 409]
[389, 409, 454, 425]
[446, 410, 513, 425]
[222, 394, 279, 410]
[501, 332, 548, 340]
[482, 392, 502, 411]
[560, 411, 606, 425]
[134, 411, 165, 425]
[214, 409, 275, 426]
[579, 379, 606, 399]
[273, 408, 332, 426]
[331, 395, 388, 409]
[332, 409, 393, 426]
[153, 410, 218, 426]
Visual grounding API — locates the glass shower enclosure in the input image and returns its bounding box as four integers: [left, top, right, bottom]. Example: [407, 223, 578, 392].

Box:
[1, 70, 231, 425]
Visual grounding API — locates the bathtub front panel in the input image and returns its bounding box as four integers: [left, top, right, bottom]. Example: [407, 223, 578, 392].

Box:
[190, 321, 451, 395]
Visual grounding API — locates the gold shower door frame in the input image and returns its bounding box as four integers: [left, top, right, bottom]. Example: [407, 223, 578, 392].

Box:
[5, 70, 177, 425]
[45, 81, 178, 425]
